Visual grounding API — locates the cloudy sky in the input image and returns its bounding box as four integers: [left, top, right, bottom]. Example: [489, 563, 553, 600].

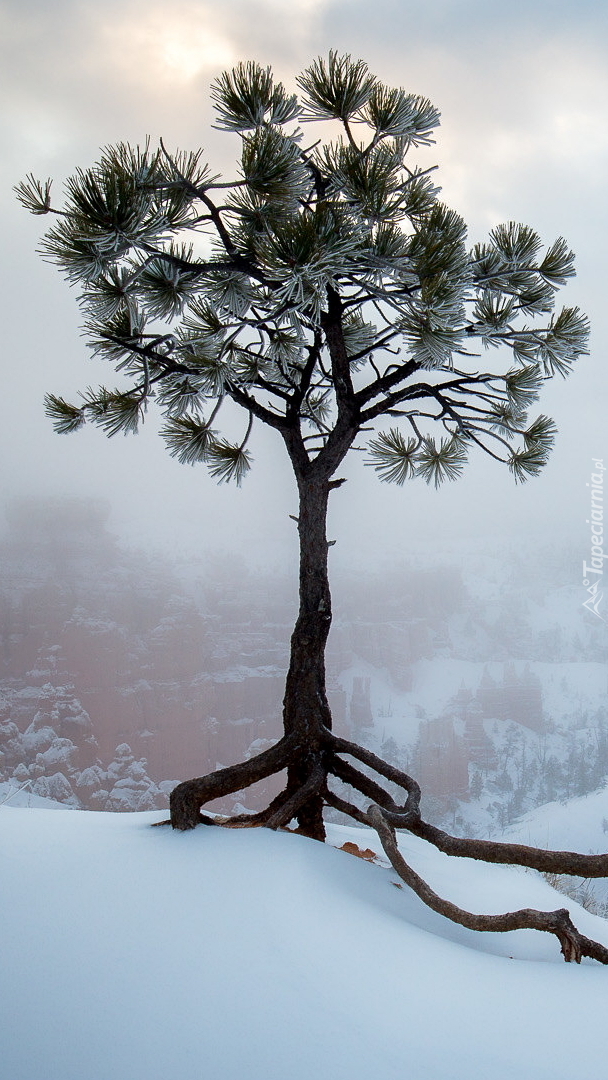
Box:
[1, 0, 607, 572]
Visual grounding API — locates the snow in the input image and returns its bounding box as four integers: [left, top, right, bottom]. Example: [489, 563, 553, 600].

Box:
[338, 656, 608, 744]
[2, 806, 608, 1080]
[499, 786, 608, 910]
[0, 779, 74, 810]
[503, 786, 608, 854]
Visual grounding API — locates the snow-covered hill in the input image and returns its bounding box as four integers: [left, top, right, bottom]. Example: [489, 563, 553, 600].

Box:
[2, 806, 608, 1080]
[502, 785, 608, 854]
[0, 778, 71, 809]
[499, 785, 608, 912]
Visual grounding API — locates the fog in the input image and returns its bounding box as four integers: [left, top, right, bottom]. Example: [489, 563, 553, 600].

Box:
[1, 0, 606, 574]
[1, 493, 605, 832]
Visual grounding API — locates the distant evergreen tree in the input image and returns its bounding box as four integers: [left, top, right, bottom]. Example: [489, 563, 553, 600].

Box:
[469, 769, 483, 800]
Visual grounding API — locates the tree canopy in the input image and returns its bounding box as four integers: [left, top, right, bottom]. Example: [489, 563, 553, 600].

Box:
[16, 51, 588, 490]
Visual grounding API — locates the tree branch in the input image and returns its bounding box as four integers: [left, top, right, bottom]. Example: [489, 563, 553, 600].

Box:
[225, 382, 291, 432]
[355, 359, 419, 412]
[321, 286, 355, 410]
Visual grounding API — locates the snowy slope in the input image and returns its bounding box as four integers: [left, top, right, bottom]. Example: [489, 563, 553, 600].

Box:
[502, 785, 608, 854]
[0, 779, 73, 809]
[499, 786, 608, 910]
[2, 806, 608, 1080]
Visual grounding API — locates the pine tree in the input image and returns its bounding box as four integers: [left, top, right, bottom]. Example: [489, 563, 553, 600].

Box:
[19, 54, 608, 964]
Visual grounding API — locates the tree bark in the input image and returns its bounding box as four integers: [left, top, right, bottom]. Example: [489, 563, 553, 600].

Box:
[281, 473, 334, 840]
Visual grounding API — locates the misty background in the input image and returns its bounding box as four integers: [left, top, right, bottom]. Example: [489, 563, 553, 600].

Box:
[1, 0, 607, 830]
[1, 0, 606, 564]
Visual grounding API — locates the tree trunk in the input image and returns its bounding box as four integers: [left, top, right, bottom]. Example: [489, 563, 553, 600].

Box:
[166, 457, 608, 964]
[282, 473, 333, 840]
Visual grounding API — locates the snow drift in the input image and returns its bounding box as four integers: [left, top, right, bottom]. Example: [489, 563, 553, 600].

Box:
[2, 805, 608, 1080]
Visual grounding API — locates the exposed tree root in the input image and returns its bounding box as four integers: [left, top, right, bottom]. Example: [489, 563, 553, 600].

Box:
[330, 754, 397, 812]
[402, 817, 608, 878]
[264, 763, 327, 831]
[329, 734, 422, 814]
[169, 731, 608, 963]
[214, 789, 295, 829]
[169, 735, 296, 831]
[367, 805, 608, 965]
[322, 784, 369, 827]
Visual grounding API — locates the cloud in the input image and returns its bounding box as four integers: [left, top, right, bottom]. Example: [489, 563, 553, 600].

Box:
[1, 0, 606, 561]
[0, 0, 340, 182]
